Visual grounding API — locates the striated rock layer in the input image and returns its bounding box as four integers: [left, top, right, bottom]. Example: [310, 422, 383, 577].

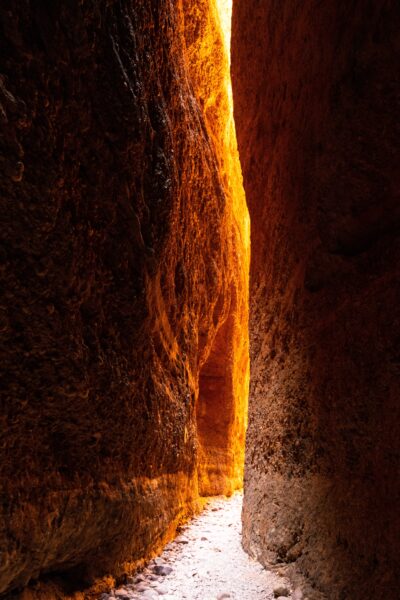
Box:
[0, 0, 248, 595]
[232, 1, 400, 598]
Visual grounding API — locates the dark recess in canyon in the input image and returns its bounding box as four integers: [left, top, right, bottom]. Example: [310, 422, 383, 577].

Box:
[0, 0, 399, 599]
[232, 1, 400, 598]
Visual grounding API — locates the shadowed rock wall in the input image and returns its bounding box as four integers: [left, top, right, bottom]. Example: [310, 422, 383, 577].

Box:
[232, 1, 400, 598]
[0, 0, 247, 595]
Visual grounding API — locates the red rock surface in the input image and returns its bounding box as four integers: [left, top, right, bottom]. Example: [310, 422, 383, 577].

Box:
[232, 1, 400, 598]
[182, 0, 250, 497]
[0, 0, 248, 595]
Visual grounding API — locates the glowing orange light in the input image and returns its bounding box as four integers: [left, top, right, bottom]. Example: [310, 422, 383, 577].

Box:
[216, 0, 232, 60]
[216, 0, 250, 488]
[184, 0, 250, 494]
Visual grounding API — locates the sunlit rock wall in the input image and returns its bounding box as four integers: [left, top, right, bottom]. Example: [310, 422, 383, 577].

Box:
[182, 0, 250, 497]
[0, 0, 247, 595]
[232, 1, 400, 598]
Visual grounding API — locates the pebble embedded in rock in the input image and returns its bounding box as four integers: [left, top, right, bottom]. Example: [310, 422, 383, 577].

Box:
[142, 590, 159, 599]
[274, 586, 290, 597]
[156, 586, 168, 595]
[153, 565, 173, 576]
[114, 588, 131, 599]
[175, 536, 189, 544]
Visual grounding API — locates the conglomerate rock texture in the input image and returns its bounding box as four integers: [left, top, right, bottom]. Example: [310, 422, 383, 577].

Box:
[232, 2, 400, 599]
[0, 0, 248, 596]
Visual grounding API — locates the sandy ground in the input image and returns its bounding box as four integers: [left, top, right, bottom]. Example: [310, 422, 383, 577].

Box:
[105, 493, 295, 600]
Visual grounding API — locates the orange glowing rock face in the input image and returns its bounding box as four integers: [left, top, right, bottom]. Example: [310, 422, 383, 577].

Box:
[0, 0, 248, 592]
[182, 0, 250, 496]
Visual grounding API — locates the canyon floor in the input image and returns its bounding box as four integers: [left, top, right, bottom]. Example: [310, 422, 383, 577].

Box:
[105, 493, 294, 600]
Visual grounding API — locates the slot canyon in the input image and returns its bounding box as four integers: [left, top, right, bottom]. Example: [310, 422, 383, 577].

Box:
[0, 1, 398, 600]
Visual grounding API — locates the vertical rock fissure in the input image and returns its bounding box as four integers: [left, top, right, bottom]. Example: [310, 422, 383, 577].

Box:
[181, 0, 250, 498]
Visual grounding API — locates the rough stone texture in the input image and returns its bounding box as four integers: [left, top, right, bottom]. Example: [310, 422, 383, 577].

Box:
[232, 1, 400, 599]
[182, 0, 250, 497]
[0, 0, 248, 595]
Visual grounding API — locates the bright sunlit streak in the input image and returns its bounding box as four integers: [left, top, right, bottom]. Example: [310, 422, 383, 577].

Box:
[216, 0, 232, 63]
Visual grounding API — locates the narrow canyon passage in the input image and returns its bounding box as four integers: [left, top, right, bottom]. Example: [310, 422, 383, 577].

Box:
[0, 2, 399, 600]
[107, 495, 292, 600]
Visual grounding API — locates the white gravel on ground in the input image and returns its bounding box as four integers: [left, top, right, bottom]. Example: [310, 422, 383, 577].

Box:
[105, 492, 293, 600]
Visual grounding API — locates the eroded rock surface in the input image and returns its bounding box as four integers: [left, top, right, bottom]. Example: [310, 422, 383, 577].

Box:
[182, 0, 250, 497]
[0, 0, 248, 595]
[232, 2, 400, 599]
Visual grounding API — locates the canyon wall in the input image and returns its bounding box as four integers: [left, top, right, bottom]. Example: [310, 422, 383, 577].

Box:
[182, 0, 250, 497]
[232, 1, 400, 598]
[0, 0, 247, 596]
